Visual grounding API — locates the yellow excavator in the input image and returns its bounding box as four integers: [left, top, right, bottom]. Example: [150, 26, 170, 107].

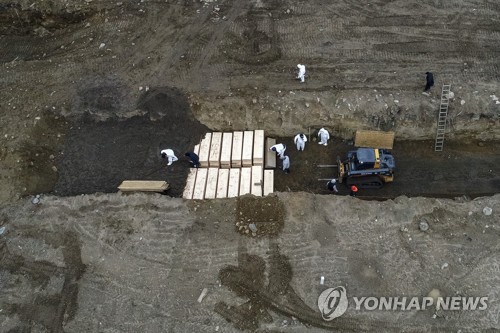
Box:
[337, 130, 395, 189]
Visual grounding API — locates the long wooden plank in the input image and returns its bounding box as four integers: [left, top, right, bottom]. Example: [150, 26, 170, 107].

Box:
[231, 131, 243, 168]
[354, 130, 395, 150]
[227, 168, 240, 198]
[265, 137, 277, 168]
[205, 168, 219, 199]
[198, 133, 212, 167]
[220, 132, 233, 168]
[263, 170, 274, 196]
[253, 130, 265, 166]
[251, 166, 263, 196]
[209, 132, 222, 167]
[239, 167, 252, 196]
[216, 169, 229, 198]
[182, 169, 198, 199]
[242, 131, 254, 167]
[118, 180, 169, 192]
[193, 168, 208, 199]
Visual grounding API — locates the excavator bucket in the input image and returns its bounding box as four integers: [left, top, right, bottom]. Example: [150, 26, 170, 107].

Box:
[354, 130, 395, 150]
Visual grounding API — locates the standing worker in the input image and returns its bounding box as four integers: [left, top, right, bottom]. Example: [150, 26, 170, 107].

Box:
[318, 128, 330, 146]
[424, 72, 434, 92]
[270, 143, 287, 159]
[185, 152, 200, 168]
[294, 133, 308, 151]
[350, 185, 358, 197]
[297, 64, 306, 83]
[161, 148, 178, 166]
[327, 179, 339, 193]
[282, 155, 290, 174]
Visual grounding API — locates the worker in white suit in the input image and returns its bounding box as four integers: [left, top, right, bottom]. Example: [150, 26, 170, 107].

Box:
[282, 155, 290, 174]
[270, 143, 286, 159]
[297, 64, 306, 83]
[160, 148, 178, 166]
[294, 133, 308, 151]
[318, 128, 330, 146]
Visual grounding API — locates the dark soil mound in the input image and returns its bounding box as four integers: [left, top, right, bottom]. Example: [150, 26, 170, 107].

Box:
[54, 87, 209, 197]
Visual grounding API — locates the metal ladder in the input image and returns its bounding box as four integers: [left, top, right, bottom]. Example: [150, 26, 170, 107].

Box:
[434, 84, 451, 152]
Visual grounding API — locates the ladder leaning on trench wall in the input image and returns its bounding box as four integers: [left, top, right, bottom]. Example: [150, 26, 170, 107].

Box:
[434, 84, 451, 152]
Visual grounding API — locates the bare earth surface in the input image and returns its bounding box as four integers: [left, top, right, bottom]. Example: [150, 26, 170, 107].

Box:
[1, 193, 499, 332]
[0, 0, 500, 332]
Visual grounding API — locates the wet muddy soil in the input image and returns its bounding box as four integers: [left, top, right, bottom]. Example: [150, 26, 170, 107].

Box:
[273, 135, 500, 199]
[54, 88, 208, 197]
[53, 113, 499, 199]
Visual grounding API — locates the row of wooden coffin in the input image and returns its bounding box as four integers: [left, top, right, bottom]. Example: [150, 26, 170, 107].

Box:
[182, 166, 274, 200]
[195, 130, 264, 168]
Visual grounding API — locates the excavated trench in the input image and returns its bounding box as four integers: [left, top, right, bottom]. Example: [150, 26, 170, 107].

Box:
[17, 87, 497, 200]
[50, 122, 499, 200]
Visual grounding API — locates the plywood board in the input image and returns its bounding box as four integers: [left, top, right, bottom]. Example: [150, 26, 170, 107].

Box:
[227, 168, 240, 198]
[263, 170, 274, 196]
[253, 130, 265, 166]
[242, 131, 254, 167]
[193, 168, 208, 199]
[239, 167, 252, 196]
[208, 132, 222, 167]
[265, 137, 277, 168]
[220, 132, 233, 168]
[251, 165, 263, 196]
[118, 180, 169, 192]
[182, 168, 197, 199]
[231, 131, 243, 168]
[205, 168, 219, 199]
[354, 130, 395, 150]
[198, 133, 212, 167]
[216, 168, 229, 198]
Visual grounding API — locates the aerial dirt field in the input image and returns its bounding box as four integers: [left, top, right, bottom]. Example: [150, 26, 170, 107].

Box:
[0, 0, 499, 332]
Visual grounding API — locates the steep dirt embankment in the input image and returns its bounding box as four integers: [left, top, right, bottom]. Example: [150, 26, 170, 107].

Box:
[190, 86, 500, 140]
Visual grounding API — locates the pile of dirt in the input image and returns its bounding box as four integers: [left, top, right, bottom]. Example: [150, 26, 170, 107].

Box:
[234, 196, 285, 237]
[54, 87, 209, 197]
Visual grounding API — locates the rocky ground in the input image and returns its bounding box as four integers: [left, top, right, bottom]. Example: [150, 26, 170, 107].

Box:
[0, 0, 499, 331]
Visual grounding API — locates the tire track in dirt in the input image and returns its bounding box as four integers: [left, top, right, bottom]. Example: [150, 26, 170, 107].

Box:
[242, 0, 500, 92]
[0, 227, 85, 332]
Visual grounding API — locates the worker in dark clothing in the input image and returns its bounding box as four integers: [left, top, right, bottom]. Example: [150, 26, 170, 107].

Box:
[350, 185, 358, 197]
[327, 179, 339, 193]
[185, 152, 200, 168]
[424, 72, 434, 91]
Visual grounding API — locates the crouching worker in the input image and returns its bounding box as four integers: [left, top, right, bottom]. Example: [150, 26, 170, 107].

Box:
[270, 143, 287, 159]
[185, 152, 200, 168]
[327, 179, 339, 193]
[161, 149, 178, 166]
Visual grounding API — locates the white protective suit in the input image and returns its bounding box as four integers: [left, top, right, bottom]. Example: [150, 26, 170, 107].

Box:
[282, 155, 290, 172]
[161, 149, 178, 166]
[294, 133, 308, 151]
[297, 64, 306, 83]
[270, 143, 286, 159]
[318, 128, 330, 146]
